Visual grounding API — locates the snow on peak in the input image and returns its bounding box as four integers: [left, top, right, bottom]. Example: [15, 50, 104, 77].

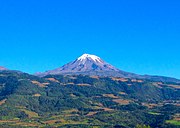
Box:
[0, 66, 7, 70]
[78, 54, 101, 62]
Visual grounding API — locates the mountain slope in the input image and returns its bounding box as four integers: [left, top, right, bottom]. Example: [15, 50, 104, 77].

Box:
[0, 71, 179, 127]
[0, 66, 7, 70]
[49, 53, 119, 72]
[35, 54, 139, 77]
[35, 54, 180, 83]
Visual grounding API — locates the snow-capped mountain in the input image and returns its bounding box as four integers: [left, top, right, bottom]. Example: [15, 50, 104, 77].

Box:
[35, 54, 180, 83]
[66, 53, 120, 72]
[36, 53, 136, 77]
[0, 66, 7, 70]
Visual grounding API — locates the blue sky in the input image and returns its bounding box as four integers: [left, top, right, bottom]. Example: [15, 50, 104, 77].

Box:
[0, 0, 180, 78]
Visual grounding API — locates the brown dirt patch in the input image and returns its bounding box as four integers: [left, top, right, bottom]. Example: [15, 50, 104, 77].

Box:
[90, 76, 99, 79]
[86, 112, 98, 116]
[152, 82, 163, 88]
[69, 76, 77, 79]
[119, 92, 127, 95]
[46, 78, 60, 83]
[168, 85, 180, 89]
[103, 108, 114, 111]
[63, 82, 75, 85]
[103, 94, 119, 99]
[0, 99, 7, 106]
[33, 93, 41, 97]
[77, 83, 91, 86]
[131, 79, 143, 83]
[112, 77, 128, 82]
[31, 81, 48, 87]
[142, 103, 160, 108]
[113, 99, 131, 105]
[70, 94, 76, 97]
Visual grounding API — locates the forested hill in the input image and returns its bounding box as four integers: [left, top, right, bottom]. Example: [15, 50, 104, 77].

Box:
[0, 70, 179, 128]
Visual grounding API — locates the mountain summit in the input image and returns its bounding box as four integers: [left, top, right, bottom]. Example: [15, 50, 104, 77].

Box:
[68, 53, 120, 72]
[77, 54, 101, 62]
[35, 54, 180, 83]
[0, 66, 7, 70]
[36, 53, 131, 77]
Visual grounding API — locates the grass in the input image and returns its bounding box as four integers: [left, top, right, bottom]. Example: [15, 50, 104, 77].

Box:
[148, 112, 161, 115]
[62, 109, 79, 114]
[113, 99, 131, 105]
[20, 109, 39, 118]
[166, 120, 180, 126]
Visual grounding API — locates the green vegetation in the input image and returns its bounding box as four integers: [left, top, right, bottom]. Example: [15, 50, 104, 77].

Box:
[166, 120, 180, 126]
[148, 112, 161, 115]
[0, 70, 179, 128]
[136, 124, 151, 128]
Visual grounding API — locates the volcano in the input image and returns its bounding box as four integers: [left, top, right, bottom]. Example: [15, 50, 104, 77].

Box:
[0, 66, 7, 70]
[36, 53, 137, 77]
[35, 54, 180, 83]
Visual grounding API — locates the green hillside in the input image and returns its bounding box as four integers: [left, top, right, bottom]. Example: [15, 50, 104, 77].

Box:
[0, 71, 179, 128]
